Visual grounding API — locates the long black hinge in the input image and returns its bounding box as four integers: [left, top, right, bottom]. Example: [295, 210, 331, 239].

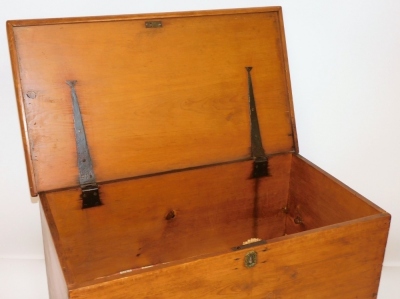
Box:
[67, 80, 102, 209]
[246, 67, 269, 178]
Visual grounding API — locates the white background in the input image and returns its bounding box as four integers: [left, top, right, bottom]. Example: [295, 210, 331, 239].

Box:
[0, 0, 399, 298]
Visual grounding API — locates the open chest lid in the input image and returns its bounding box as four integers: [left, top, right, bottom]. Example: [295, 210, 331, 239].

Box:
[7, 7, 297, 197]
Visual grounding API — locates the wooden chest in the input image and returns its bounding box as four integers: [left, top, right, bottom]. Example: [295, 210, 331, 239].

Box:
[7, 7, 390, 299]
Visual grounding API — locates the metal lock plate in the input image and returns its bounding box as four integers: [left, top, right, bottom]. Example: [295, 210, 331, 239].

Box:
[244, 251, 258, 268]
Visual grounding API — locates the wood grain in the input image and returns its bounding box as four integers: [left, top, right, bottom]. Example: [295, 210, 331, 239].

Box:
[286, 155, 384, 235]
[41, 153, 390, 298]
[43, 154, 291, 287]
[10, 7, 390, 299]
[68, 214, 390, 298]
[8, 7, 296, 194]
[40, 202, 69, 298]
[7, 7, 283, 27]
[6, 21, 37, 195]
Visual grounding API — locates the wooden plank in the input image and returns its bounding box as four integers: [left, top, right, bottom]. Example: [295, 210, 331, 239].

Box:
[9, 7, 295, 193]
[68, 214, 390, 298]
[286, 154, 385, 234]
[44, 154, 291, 286]
[276, 8, 298, 153]
[7, 7, 283, 27]
[6, 21, 37, 196]
[40, 201, 69, 299]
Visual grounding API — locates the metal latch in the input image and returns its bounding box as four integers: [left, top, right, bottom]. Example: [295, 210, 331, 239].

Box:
[232, 239, 266, 251]
[246, 67, 269, 178]
[145, 21, 162, 28]
[67, 80, 102, 209]
[81, 185, 101, 209]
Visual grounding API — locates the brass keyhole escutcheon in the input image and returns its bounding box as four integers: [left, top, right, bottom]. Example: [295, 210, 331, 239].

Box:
[244, 251, 258, 268]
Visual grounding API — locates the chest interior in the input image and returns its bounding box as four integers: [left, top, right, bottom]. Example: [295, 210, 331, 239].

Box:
[41, 152, 381, 287]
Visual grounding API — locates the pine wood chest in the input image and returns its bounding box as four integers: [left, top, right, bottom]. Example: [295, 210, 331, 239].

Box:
[7, 7, 390, 299]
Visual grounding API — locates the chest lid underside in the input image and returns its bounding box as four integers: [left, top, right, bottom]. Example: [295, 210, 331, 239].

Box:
[8, 7, 297, 196]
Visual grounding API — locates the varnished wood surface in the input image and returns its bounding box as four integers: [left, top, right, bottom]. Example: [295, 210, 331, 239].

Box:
[69, 214, 389, 298]
[7, 7, 283, 26]
[10, 7, 390, 299]
[42, 154, 291, 287]
[8, 7, 296, 195]
[286, 155, 385, 235]
[6, 22, 36, 196]
[39, 152, 391, 297]
[42, 154, 390, 298]
[40, 203, 69, 298]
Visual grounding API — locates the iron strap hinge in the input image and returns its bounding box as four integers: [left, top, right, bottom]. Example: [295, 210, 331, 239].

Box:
[81, 184, 101, 209]
[246, 67, 269, 178]
[67, 80, 102, 209]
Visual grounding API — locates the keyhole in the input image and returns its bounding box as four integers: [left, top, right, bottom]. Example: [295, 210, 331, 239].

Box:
[244, 251, 257, 268]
